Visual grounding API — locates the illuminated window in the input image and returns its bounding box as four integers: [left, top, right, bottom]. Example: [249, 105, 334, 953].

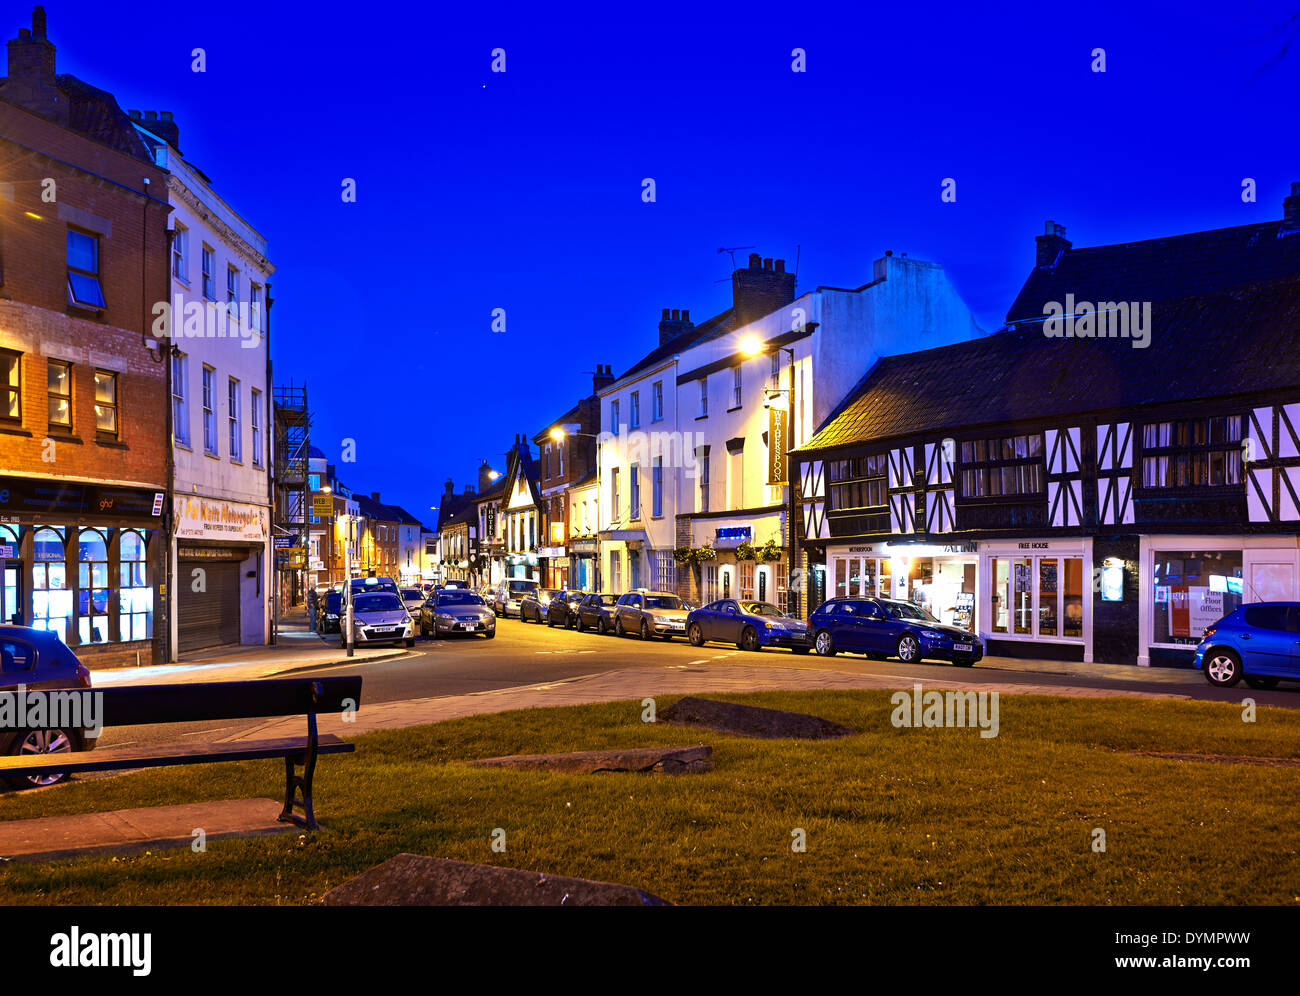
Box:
[94, 370, 117, 436]
[67, 229, 106, 308]
[47, 360, 72, 427]
[77, 528, 110, 644]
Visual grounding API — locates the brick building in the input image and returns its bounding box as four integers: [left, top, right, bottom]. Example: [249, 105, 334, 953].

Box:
[0, 6, 171, 664]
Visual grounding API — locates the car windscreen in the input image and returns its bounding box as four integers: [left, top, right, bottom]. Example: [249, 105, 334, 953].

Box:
[354, 593, 404, 612]
[400, 589, 423, 600]
[644, 596, 683, 610]
[324, 593, 343, 611]
[882, 600, 937, 622]
[508, 581, 538, 592]
[739, 601, 784, 617]
[438, 592, 484, 606]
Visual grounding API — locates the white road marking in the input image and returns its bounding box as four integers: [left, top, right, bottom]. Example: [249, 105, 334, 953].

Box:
[688, 660, 710, 666]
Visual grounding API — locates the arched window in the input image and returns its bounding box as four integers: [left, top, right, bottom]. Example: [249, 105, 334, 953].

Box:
[32, 526, 71, 640]
[78, 527, 110, 644]
[119, 530, 152, 641]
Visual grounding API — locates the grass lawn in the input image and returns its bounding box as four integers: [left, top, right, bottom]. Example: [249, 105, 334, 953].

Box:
[0, 689, 1298, 905]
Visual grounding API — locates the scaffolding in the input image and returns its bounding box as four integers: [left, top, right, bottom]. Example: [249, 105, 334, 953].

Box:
[273, 382, 311, 627]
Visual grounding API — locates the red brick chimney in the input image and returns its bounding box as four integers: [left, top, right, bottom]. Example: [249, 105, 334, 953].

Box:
[592, 363, 614, 393]
[731, 254, 796, 327]
[658, 309, 695, 347]
[1036, 221, 1071, 268]
[4, 6, 64, 123]
[1284, 182, 1300, 235]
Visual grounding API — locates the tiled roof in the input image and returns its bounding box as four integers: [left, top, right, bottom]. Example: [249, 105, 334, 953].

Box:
[1006, 221, 1300, 324]
[802, 271, 1300, 452]
[54, 74, 153, 162]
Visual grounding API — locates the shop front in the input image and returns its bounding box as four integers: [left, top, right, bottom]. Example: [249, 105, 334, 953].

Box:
[569, 538, 599, 591]
[825, 541, 979, 632]
[1138, 534, 1299, 667]
[0, 475, 165, 665]
[690, 516, 791, 611]
[539, 546, 568, 589]
[979, 538, 1091, 662]
[171, 495, 271, 654]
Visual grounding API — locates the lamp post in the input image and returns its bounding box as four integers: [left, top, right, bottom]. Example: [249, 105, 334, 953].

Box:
[741, 335, 800, 618]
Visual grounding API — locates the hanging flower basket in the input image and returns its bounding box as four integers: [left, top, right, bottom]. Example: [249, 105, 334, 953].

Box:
[755, 539, 783, 563]
[673, 547, 695, 566]
[735, 541, 757, 562]
[695, 544, 717, 563]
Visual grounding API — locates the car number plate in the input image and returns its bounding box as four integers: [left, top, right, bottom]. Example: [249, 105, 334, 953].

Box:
[460, 622, 477, 630]
[954, 643, 973, 652]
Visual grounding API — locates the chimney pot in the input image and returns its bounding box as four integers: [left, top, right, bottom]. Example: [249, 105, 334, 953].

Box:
[31, 6, 45, 36]
[1285, 181, 1300, 232]
[1035, 220, 1072, 267]
[671, 309, 680, 321]
[128, 109, 141, 120]
[161, 110, 174, 122]
[681, 309, 689, 320]
[763, 257, 772, 271]
[144, 110, 157, 121]
[774, 260, 784, 274]
[661, 308, 670, 321]
[748, 253, 761, 269]
[18, 27, 29, 38]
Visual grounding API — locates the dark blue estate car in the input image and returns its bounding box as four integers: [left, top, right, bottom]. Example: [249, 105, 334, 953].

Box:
[0, 626, 96, 786]
[808, 597, 982, 666]
[1195, 602, 1300, 689]
[685, 599, 812, 653]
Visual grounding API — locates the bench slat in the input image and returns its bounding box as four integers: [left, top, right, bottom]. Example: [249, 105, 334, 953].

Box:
[90, 675, 363, 727]
[0, 735, 354, 776]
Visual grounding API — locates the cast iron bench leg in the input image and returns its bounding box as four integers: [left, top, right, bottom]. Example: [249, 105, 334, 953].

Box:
[278, 696, 322, 831]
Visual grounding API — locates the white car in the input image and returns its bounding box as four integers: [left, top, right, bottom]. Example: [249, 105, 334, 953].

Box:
[343, 591, 415, 647]
[399, 587, 426, 617]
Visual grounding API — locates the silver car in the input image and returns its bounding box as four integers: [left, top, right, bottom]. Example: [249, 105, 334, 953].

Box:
[342, 591, 415, 647]
[495, 578, 540, 618]
[614, 590, 688, 640]
[421, 590, 496, 639]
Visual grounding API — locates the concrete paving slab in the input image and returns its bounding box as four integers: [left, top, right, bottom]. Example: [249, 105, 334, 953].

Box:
[0, 797, 296, 863]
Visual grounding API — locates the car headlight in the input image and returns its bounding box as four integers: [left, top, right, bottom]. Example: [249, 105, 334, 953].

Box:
[437, 613, 455, 622]
[920, 630, 945, 640]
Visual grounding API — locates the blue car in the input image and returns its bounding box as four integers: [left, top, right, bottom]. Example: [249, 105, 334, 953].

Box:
[0, 626, 96, 786]
[685, 599, 813, 653]
[808, 597, 982, 666]
[1195, 602, 1300, 689]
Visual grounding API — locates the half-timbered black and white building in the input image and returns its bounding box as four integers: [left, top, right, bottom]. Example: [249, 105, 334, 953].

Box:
[795, 187, 1300, 667]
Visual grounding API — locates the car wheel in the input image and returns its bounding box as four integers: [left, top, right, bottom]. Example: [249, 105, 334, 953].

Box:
[739, 626, 760, 652]
[597, 617, 608, 635]
[641, 620, 651, 640]
[547, 614, 555, 627]
[10, 728, 75, 788]
[615, 617, 625, 637]
[953, 655, 976, 667]
[814, 629, 836, 656]
[1244, 675, 1279, 690]
[575, 615, 586, 632]
[688, 623, 705, 647]
[896, 634, 921, 663]
[485, 630, 495, 639]
[1205, 650, 1243, 687]
[405, 637, 415, 648]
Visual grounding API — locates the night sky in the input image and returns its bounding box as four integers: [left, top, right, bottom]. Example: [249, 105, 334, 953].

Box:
[33, 0, 1300, 524]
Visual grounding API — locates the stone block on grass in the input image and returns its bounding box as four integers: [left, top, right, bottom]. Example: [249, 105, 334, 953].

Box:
[659, 696, 856, 740]
[322, 854, 671, 906]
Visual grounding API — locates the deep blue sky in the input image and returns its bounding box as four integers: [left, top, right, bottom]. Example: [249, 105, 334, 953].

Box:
[30, 0, 1300, 525]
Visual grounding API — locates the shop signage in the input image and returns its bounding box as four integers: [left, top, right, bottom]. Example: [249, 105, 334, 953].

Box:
[273, 535, 295, 549]
[151, 492, 165, 516]
[716, 526, 753, 543]
[174, 496, 269, 542]
[0, 478, 164, 517]
[312, 495, 333, 517]
[1100, 562, 1124, 602]
[0, 545, 13, 558]
[485, 505, 497, 535]
[767, 405, 788, 485]
[538, 546, 566, 558]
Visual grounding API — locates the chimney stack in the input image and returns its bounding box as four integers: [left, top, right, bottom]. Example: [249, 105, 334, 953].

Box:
[732, 252, 796, 327]
[1036, 221, 1071, 268]
[5, 6, 62, 122]
[478, 461, 495, 493]
[371, 491, 381, 503]
[1284, 182, 1300, 234]
[593, 362, 614, 393]
[659, 308, 695, 346]
[444, 478, 454, 495]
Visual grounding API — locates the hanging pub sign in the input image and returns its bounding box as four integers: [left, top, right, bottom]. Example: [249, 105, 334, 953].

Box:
[486, 504, 497, 536]
[767, 401, 788, 485]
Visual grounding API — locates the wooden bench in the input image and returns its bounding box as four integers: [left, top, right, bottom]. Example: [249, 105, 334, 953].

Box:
[0, 676, 362, 831]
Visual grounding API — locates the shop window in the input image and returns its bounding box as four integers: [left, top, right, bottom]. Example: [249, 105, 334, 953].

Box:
[775, 561, 789, 614]
[32, 527, 71, 640]
[703, 564, 718, 603]
[1, 524, 20, 626]
[991, 554, 1083, 640]
[77, 528, 110, 644]
[740, 561, 755, 601]
[119, 530, 153, 641]
[960, 434, 1044, 498]
[1140, 417, 1242, 488]
[1152, 550, 1243, 646]
[828, 454, 887, 510]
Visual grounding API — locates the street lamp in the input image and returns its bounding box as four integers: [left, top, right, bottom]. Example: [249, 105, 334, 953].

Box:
[740, 334, 800, 618]
[549, 424, 602, 590]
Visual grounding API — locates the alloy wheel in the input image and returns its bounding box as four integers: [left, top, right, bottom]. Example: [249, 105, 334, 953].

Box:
[1206, 653, 1241, 686]
[18, 729, 72, 787]
[897, 635, 920, 663]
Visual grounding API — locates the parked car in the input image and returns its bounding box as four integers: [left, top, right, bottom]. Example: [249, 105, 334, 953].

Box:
[686, 599, 812, 653]
[613, 590, 688, 640]
[808, 597, 981, 665]
[420, 589, 496, 639]
[546, 590, 587, 628]
[399, 587, 426, 617]
[575, 593, 619, 633]
[520, 588, 561, 623]
[495, 578, 540, 618]
[349, 576, 401, 597]
[439, 579, 472, 591]
[342, 591, 415, 647]
[0, 626, 96, 787]
[477, 584, 497, 604]
[318, 589, 345, 633]
[1196, 602, 1300, 688]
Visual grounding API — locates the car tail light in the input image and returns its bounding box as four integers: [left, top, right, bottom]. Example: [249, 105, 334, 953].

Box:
[1203, 626, 1217, 639]
[76, 663, 92, 688]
